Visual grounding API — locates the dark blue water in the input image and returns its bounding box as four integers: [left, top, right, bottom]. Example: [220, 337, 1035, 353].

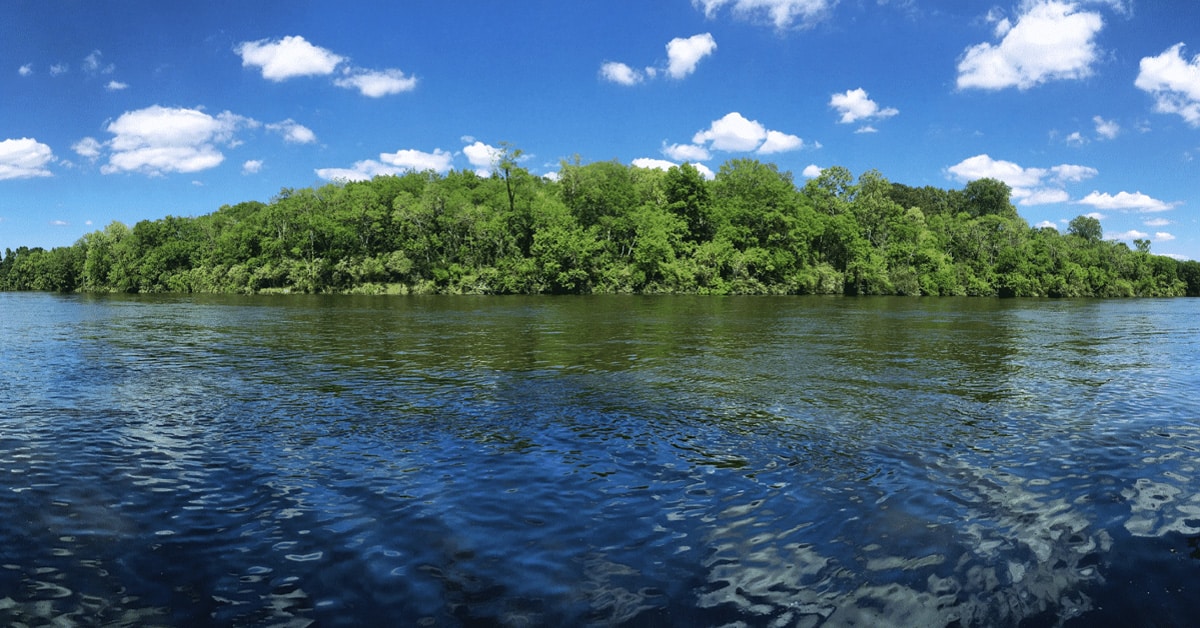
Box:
[1, 293, 1198, 626]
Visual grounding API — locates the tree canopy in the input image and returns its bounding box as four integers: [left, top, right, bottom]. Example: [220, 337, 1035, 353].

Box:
[2, 158, 1196, 297]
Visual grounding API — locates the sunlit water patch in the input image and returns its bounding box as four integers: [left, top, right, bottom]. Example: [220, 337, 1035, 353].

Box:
[1, 293, 1198, 626]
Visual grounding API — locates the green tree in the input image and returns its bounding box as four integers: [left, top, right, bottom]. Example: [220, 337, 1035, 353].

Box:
[1067, 215, 1102, 241]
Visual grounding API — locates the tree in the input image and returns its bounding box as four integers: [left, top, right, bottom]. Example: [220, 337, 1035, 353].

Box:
[1067, 215, 1102, 241]
[962, 178, 1017, 219]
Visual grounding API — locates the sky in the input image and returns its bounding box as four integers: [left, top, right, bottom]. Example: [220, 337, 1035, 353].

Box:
[2, 0, 1200, 259]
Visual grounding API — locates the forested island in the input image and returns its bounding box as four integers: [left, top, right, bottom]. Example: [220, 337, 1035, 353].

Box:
[2, 157, 1198, 297]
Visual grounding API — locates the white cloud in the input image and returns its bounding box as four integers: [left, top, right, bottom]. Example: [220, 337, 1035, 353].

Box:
[50, 220, 69, 226]
[236, 35, 344, 81]
[317, 147, 454, 181]
[693, 0, 836, 29]
[662, 142, 712, 162]
[315, 160, 398, 182]
[1155, 232, 1176, 242]
[956, 1, 1104, 90]
[380, 148, 453, 172]
[666, 33, 717, 79]
[829, 88, 899, 124]
[1021, 188, 1070, 205]
[1135, 43, 1200, 127]
[18, 64, 32, 77]
[1077, 190, 1176, 213]
[632, 158, 679, 171]
[83, 50, 114, 75]
[1108, 229, 1148, 241]
[946, 154, 1096, 205]
[802, 164, 823, 178]
[242, 160, 263, 175]
[50, 63, 68, 76]
[854, 126, 878, 134]
[757, 129, 804, 154]
[1035, 220, 1058, 229]
[101, 105, 256, 176]
[334, 68, 417, 97]
[947, 154, 1047, 189]
[1085, 212, 1105, 220]
[634, 158, 714, 179]
[1144, 217, 1171, 227]
[463, 141, 505, 176]
[72, 137, 103, 161]
[1050, 163, 1099, 182]
[1093, 115, 1119, 139]
[691, 112, 807, 155]
[0, 138, 55, 180]
[266, 119, 317, 144]
[693, 112, 767, 152]
[1065, 131, 1087, 146]
[105, 80, 128, 91]
[600, 61, 645, 85]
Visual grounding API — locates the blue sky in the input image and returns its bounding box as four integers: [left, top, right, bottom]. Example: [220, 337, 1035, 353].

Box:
[3, 0, 1200, 259]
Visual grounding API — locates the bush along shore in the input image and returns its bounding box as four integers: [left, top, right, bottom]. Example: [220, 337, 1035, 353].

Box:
[3, 158, 1198, 296]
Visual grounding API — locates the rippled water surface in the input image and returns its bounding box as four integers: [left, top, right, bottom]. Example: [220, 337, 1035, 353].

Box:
[2, 293, 1199, 626]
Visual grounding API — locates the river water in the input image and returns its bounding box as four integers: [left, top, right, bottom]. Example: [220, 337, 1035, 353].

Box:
[1, 293, 1198, 626]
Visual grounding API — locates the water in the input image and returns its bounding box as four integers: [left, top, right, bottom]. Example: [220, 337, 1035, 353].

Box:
[1, 293, 1198, 627]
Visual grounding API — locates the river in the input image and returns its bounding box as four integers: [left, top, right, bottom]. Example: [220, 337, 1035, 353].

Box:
[1, 293, 1198, 626]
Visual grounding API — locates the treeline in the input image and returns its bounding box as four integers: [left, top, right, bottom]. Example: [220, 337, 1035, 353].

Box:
[2, 156, 1199, 296]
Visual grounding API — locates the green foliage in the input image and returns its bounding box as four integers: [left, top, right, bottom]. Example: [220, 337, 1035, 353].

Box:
[1068, 215, 1103, 241]
[0, 159, 1192, 297]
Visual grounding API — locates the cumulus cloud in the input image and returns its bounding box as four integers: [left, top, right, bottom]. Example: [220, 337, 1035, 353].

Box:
[462, 140, 505, 176]
[693, 0, 836, 29]
[632, 157, 715, 179]
[1108, 229, 1148, 241]
[802, 164, 823, 178]
[632, 157, 679, 171]
[1050, 163, 1099, 182]
[829, 88, 899, 126]
[1135, 43, 1200, 127]
[666, 33, 717, 79]
[1154, 232, 1176, 242]
[1035, 220, 1058, 230]
[599, 61, 645, 85]
[693, 112, 766, 152]
[1093, 115, 1119, 139]
[946, 154, 1097, 205]
[18, 64, 32, 77]
[50, 63, 68, 76]
[72, 137, 103, 161]
[1077, 190, 1176, 213]
[662, 142, 712, 162]
[236, 35, 418, 98]
[690, 112, 806, 155]
[334, 68, 417, 97]
[380, 148, 454, 172]
[266, 119, 317, 144]
[105, 80, 128, 91]
[100, 105, 256, 176]
[83, 50, 114, 75]
[758, 129, 805, 154]
[236, 35, 344, 81]
[957, 1, 1104, 90]
[0, 138, 55, 180]
[602, 33, 716, 86]
[1144, 217, 1171, 227]
[316, 147, 454, 181]
[242, 159, 263, 175]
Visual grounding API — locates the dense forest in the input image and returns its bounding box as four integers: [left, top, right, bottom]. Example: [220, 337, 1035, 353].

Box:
[3, 154, 1199, 297]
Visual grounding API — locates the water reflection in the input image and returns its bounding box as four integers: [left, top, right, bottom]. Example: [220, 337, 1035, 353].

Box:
[1, 294, 1199, 625]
